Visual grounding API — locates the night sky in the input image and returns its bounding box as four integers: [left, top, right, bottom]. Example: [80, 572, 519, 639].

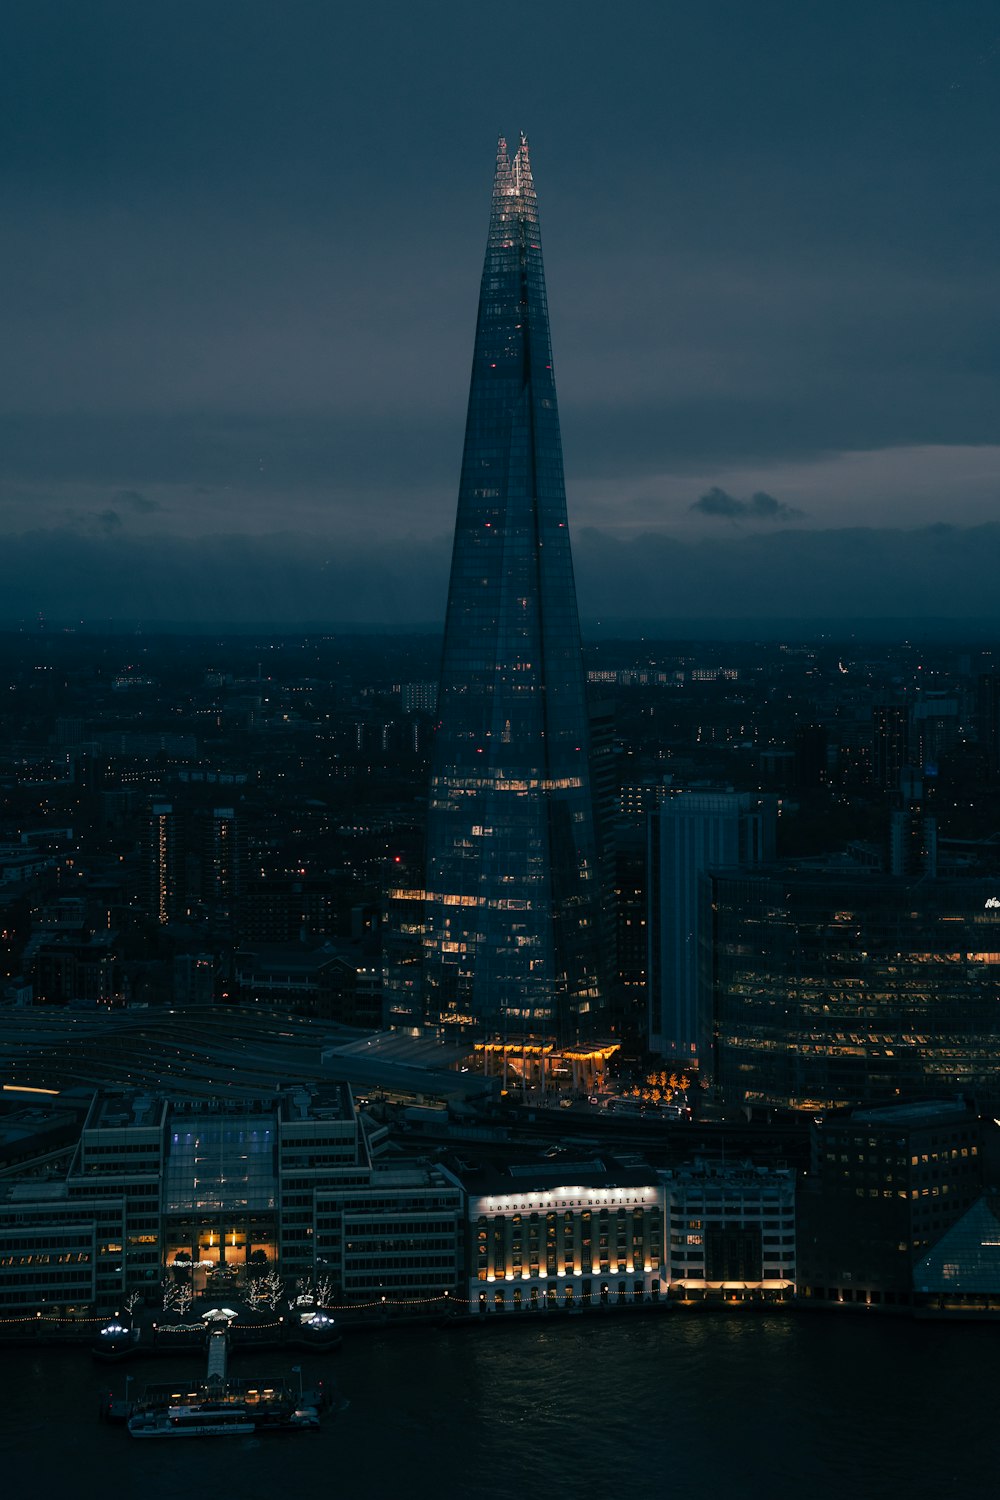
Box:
[3, 1, 999, 625]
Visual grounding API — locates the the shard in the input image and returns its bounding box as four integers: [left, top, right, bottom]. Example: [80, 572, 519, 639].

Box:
[423, 135, 604, 1041]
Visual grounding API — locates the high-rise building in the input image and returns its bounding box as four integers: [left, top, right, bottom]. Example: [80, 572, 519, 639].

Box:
[615, 827, 648, 1029]
[145, 800, 244, 930]
[647, 792, 775, 1063]
[148, 802, 183, 925]
[793, 722, 828, 789]
[798, 1100, 982, 1311]
[976, 673, 1000, 774]
[888, 768, 937, 878]
[708, 868, 1000, 1110]
[872, 703, 911, 789]
[423, 136, 603, 1040]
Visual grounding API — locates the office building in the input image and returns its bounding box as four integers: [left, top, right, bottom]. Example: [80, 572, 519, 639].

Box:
[709, 870, 1000, 1109]
[798, 1100, 982, 1310]
[913, 1191, 1000, 1314]
[615, 828, 648, 1027]
[662, 1161, 796, 1302]
[424, 136, 603, 1040]
[648, 792, 775, 1063]
[0, 1084, 462, 1310]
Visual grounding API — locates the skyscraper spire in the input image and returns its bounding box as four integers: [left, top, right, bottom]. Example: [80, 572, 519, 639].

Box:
[423, 138, 604, 1041]
[493, 134, 511, 195]
[512, 130, 533, 197]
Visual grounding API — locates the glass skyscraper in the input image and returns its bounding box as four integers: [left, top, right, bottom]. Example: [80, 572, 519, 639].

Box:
[647, 793, 775, 1064]
[707, 870, 1000, 1109]
[423, 135, 603, 1041]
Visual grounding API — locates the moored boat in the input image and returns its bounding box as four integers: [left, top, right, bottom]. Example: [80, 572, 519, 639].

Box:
[128, 1402, 255, 1438]
[254, 1404, 322, 1433]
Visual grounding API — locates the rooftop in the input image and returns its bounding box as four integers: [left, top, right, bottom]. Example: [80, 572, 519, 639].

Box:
[849, 1099, 971, 1126]
[455, 1156, 659, 1198]
[89, 1092, 166, 1131]
[279, 1083, 352, 1124]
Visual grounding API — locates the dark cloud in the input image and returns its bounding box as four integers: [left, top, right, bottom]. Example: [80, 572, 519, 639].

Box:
[691, 487, 804, 523]
[0, 2, 998, 607]
[62, 507, 126, 535]
[114, 489, 161, 513]
[0, 412, 462, 500]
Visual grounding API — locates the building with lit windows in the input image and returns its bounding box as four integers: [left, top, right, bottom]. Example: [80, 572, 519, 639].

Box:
[0, 1084, 461, 1310]
[798, 1099, 983, 1311]
[0, 1188, 127, 1309]
[149, 802, 181, 925]
[423, 136, 604, 1042]
[0, 1091, 165, 1310]
[145, 800, 244, 929]
[648, 791, 775, 1064]
[615, 828, 648, 1024]
[313, 1168, 462, 1304]
[662, 1161, 796, 1303]
[707, 868, 1000, 1110]
[872, 703, 911, 789]
[448, 1160, 664, 1314]
[199, 805, 243, 912]
[913, 1189, 1000, 1315]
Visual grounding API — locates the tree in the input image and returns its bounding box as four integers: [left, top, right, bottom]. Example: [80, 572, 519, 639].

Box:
[292, 1273, 336, 1307]
[247, 1268, 286, 1311]
[246, 1276, 270, 1310]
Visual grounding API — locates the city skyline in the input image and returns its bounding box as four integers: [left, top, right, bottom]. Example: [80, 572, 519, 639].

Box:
[3, 7, 1000, 1475]
[2, 3, 999, 623]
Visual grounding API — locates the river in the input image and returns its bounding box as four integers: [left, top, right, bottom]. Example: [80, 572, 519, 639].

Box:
[1, 1312, 992, 1498]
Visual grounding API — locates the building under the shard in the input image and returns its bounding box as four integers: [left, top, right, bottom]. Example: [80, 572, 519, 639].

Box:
[423, 135, 604, 1041]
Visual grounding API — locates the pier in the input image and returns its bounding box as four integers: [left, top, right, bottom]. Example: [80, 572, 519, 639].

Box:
[206, 1327, 228, 1384]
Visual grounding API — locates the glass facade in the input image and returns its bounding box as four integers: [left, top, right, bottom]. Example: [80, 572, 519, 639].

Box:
[424, 136, 603, 1039]
[708, 870, 1000, 1109]
[648, 793, 775, 1062]
[914, 1195, 1000, 1301]
[164, 1115, 276, 1213]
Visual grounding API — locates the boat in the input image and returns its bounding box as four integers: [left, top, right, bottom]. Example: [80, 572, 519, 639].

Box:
[255, 1405, 322, 1433]
[127, 1402, 255, 1438]
[287, 1407, 321, 1430]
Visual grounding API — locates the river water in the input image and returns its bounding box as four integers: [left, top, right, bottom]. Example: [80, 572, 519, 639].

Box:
[1, 1312, 992, 1498]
